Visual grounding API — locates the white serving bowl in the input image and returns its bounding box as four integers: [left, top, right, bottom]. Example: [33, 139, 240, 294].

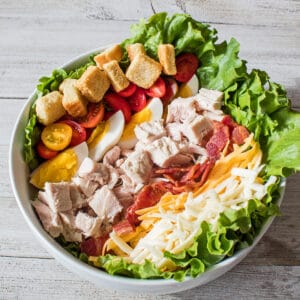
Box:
[9, 47, 286, 295]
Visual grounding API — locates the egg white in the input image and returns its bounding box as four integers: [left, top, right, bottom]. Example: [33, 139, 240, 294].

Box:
[89, 111, 125, 161]
[177, 74, 199, 98]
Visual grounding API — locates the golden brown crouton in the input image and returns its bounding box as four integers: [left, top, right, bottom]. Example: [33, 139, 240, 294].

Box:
[59, 79, 88, 117]
[94, 44, 123, 69]
[76, 66, 110, 103]
[125, 54, 162, 89]
[103, 60, 129, 92]
[36, 91, 66, 125]
[126, 43, 146, 61]
[158, 44, 177, 75]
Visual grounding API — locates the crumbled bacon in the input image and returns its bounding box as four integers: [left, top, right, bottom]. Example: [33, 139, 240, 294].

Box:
[231, 125, 249, 145]
[113, 219, 135, 236]
[80, 234, 109, 256]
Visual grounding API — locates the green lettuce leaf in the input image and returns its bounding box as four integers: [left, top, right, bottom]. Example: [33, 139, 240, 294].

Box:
[121, 12, 216, 66]
[23, 103, 41, 170]
[197, 38, 247, 91]
[223, 69, 300, 176]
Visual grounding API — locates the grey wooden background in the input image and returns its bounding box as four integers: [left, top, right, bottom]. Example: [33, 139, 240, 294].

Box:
[0, 0, 299, 298]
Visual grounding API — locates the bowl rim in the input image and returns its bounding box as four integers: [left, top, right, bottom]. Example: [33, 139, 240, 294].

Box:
[8, 46, 286, 291]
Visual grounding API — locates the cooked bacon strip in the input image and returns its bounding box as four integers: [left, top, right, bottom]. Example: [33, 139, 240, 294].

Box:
[231, 125, 249, 145]
[126, 184, 168, 225]
[113, 219, 135, 236]
[221, 115, 238, 129]
[80, 235, 109, 256]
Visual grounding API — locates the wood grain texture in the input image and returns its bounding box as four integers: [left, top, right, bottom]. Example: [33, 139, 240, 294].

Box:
[0, 0, 299, 298]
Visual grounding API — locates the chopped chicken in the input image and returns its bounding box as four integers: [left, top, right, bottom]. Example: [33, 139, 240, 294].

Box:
[195, 88, 223, 112]
[60, 211, 82, 242]
[181, 115, 214, 144]
[103, 146, 121, 166]
[146, 136, 187, 168]
[69, 183, 87, 209]
[32, 200, 62, 238]
[88, 186, 123, 222]
[120, 150, 153, 184]
[39, 182, 72, 212]
[75, 211, 103, 237]
[166, 122, 185, 141]
[166, 97, 197, 123]
[134, 119, 166, 143]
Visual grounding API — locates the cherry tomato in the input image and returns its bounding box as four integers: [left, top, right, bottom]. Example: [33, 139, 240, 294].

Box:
[37, 141, 58, 160]
[161, 77, 178, 103]
[77, 103, 104, 128]
[175, 53, 199, 83]
[117, 82, 137, 97]
[145, 77, 166, 98]
[128, 87, 147, 112]
[104, 93, 132, 123]
[59, 120, 87, 147]
[103, 111, 115, 121]
[41, 123, 72, 151]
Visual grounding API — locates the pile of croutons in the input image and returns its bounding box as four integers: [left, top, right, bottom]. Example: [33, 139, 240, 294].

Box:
[36, 43, 177, 126]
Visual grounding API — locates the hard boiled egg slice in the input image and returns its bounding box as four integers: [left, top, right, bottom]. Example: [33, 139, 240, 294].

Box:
[30, 142, 88, 189]
[177, 74, 199, 98]
[89, 110, 125, 161]
[118, 97, 163, 149]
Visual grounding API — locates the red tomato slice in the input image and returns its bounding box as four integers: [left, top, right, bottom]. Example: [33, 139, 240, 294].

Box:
[161, 77, 178, 103]
[77, 103, 104, 128]
[104, 93, 132, 123]
[59, 120, 87, 147]
[80, 235, 109, 256]
[103, 110, 115, 121]
[37, 141, 58, 160]
[145, 77, 166, 98]
[117, 82, 137, 97]
[175, 53, 199, 83]
[128, 87, 147, 112]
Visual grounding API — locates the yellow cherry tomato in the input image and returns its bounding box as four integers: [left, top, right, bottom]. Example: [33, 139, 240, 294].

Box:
[41, 123, 72, 151]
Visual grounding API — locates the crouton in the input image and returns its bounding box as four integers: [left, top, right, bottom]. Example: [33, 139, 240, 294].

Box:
[59, 79, 88, 117]
[36, 91, 66, 125]
[158, 44, 177, 75]
[103, 60, 129, 92]
[94, 44, 123, 69]
[125, 54, 162, 89]
[76, 66, 110, 102]
[126, 43, 146, 61]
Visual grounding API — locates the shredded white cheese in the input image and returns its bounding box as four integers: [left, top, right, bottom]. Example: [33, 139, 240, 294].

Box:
[125, 165, 277, 267]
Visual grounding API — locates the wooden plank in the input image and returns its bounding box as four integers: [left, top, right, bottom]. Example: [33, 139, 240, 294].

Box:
[1, 0, 299, 27]
[0, 256, 299, 298]
[151, 0, 300, 27]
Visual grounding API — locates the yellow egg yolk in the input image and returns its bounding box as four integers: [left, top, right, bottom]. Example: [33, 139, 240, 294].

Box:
[87, 122, 106, 145]
[30, 148, 79, 189]
[119, 108, 152, 142]
[88, 121, 110, 150]
[177, 84, 193, 98]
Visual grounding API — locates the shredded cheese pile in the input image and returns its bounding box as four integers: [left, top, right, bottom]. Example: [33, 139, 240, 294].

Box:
[105, 135, 277, 269]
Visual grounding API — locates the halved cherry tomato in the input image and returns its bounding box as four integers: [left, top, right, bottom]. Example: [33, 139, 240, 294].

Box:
[104, 93, 132, 123]
[37, 141, 58, 160]
[117, 82, 137, 97]
[128, 87, 147, 112]
[41, 123, 73, 151]
[161, 77, 178, 103]
[59, 120, 87, 147]
[175, 53, 199, 83]
[103, 111, 115, 121]
[77, 103, 104, 128]
[145, 77, 166, 98]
